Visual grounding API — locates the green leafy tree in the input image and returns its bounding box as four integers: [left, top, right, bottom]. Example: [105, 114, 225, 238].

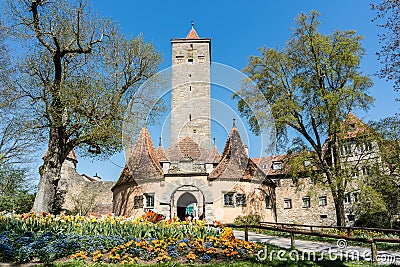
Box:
[353, 116, 400, 228]
[0, 164, 35, 213]
[237, 11, 373, 226]
[371, 0, 400, 95]
[3, 0, 163, 213]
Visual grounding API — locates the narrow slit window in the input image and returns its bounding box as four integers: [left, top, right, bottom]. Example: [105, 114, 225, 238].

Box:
[189, 86, 191, 91]
[189, 114, 191, 121]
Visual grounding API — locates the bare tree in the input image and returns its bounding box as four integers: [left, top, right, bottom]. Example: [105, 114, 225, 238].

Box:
[3, 0, 162, 212]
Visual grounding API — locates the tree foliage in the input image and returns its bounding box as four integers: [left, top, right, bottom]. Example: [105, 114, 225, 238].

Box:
[237, 11, 373, 226]
[353, 116, 400, 228]
[371, 0, 400, 95]
[3, 0, 163, 212]
[0, 164, 35, 213]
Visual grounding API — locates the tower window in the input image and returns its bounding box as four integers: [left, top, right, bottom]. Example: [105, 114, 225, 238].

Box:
[193, 129, 197, 133]
[188, 58, 193, 64]
[188, 73, 191, 77]
[189, 43, 193, 49]
[189, 85, 191, 91]
[175, 55, 184, 64]
[189, 114, 191, 121]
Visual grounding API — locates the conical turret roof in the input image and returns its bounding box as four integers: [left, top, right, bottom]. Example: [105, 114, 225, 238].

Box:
[209, 127, 275, 186]
[113, 127, 163, 189]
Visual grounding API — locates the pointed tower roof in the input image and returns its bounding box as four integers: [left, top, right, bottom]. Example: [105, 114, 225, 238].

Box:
[209, 127, 275, 186]
[185, 21, 200, 39]
[157, 143, 169, 162]
[113, 127, 163, 190]
[207, 145, 221, 163]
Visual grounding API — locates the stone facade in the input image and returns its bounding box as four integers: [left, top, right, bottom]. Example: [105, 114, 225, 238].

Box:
[58, 156, 114, 215]
[113, 125, 276, 223]
[170, 27, 211, 151]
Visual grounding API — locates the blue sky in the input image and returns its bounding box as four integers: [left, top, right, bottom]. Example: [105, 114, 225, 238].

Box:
[71, 0, 398, 181]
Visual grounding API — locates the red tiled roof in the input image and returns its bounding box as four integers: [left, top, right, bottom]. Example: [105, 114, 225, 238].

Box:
[186, 28, 199, 39]
[207, 145, 221, 163]
[165, 136, 210, 163]
[253, 154, 287, 176]
[209, 127, 275, 186]
[341, 112, 375, 139]
[157, 145, 169, 162]
[114, 127, 163, 188]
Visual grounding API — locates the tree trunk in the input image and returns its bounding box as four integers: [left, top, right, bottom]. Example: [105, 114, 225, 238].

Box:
[31, 158, 62, 213]
[31, 128, 65, 213]
[334, 197, 346, 226]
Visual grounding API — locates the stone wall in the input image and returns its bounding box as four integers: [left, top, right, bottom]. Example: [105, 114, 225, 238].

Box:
[170, 39, 211, 150]
[275, 177, 336, 226]
[63, 179, 114, 215]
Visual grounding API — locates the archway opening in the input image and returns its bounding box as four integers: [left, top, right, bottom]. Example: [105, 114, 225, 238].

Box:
[177, 192, 197, 221]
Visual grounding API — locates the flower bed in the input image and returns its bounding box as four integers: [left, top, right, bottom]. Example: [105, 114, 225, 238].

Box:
[0, 212, 261, 264]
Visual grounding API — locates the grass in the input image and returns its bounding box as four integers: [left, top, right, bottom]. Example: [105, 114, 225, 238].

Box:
[36, 259, 388, 267]
[254, 229, 400, 252]
[34, 244, 393, 267]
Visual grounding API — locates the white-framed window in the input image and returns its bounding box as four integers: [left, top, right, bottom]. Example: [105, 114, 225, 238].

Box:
[319, 196, 327, 206]
[133, 195, 143, 209]
[144, 193, 155, 208]
[284, 198, 292, 209]
[235, 194, 247, 207]
[344, 193, 352, 204]
[302, 197, 311, 208]
[272, 161, 282, 171]
[223, 193, 234, 207]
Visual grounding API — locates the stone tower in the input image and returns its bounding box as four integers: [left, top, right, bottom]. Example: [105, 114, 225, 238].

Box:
[170, 23, 211, 151]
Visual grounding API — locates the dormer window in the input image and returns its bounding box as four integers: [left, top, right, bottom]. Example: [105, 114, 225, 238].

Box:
[262, 164, 267, 170]
[272, 161, 282, 171]
[349, 123, 356, 131]
[304, 158, 313, 167]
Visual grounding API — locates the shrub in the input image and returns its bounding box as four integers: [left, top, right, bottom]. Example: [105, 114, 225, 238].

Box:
[234, 213, 261, 226]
